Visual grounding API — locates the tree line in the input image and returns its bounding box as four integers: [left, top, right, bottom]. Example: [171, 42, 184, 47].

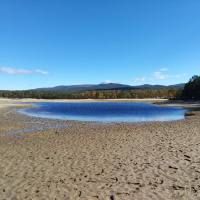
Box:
[1, 75, 199, 100]
[0, 88, 182, 99]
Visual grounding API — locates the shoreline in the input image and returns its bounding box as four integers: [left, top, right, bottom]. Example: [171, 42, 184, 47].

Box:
[1, 99, 200, 199]
[1, 98, 200, 119]
[1, 97, 200, 110]
[0, 97, 169, 104]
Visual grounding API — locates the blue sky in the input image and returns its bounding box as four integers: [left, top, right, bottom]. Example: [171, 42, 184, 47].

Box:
[0, 0, 200, 90]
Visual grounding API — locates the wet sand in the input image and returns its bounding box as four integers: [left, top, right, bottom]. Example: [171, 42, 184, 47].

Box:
[0, 99, 200, 199]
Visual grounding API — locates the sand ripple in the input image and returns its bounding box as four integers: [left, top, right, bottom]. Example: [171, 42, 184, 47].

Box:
[0, 105, 200, 199]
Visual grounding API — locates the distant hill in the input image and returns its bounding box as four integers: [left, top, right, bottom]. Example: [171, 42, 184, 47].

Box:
[33, 83, 185, 91]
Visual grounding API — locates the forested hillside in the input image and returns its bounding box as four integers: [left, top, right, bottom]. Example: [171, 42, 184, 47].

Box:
[0, 88, 182, 99]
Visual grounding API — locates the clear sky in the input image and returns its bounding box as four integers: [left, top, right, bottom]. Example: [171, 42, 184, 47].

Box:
[0, 0, 200, 90]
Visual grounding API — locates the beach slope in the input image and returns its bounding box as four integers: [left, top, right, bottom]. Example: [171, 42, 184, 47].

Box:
[0, 99, 200, 199]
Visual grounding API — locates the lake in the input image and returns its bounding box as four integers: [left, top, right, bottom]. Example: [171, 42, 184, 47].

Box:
[19, 102, 188, 123]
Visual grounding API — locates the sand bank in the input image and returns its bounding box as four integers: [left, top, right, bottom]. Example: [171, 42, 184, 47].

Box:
[1, 97, 170, 103]
[0, 99, 200, 199]
[157, 99, 200, 109]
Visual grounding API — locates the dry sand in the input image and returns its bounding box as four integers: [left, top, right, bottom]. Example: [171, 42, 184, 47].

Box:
[0, 99, 200, 200]
[0, 98, 169, 104]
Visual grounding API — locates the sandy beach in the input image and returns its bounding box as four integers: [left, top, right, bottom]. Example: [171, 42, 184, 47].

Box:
[0, 99, 200, 200]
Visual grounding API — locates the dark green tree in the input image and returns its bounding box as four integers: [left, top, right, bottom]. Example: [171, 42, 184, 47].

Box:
[181, 75, 200, 99]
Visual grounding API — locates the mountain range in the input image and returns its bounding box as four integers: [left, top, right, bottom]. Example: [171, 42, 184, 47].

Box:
[33, 83, 185, 91]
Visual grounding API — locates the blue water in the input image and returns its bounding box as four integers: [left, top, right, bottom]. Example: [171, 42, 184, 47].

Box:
[19, 102, 188, 123]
